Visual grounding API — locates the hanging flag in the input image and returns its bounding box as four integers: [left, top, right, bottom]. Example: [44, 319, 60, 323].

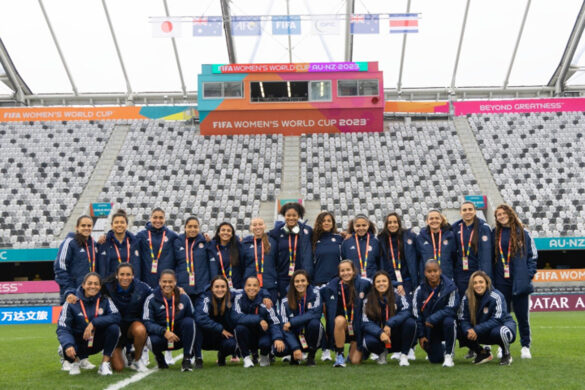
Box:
[193, 16, 223, 36]
[389, 13, 419, 33]
[151, 17, 182, 38]
[231, 16, 262, 36]
[272, 15, 301, 35]
[311, 17, 340, 35]
[350, 14, 379, 34]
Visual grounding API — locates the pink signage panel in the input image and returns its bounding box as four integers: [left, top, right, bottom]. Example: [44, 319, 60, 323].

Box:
[0, 281, 60, 294]
[454, 98, 585, 116]
[529, 294, 585, 312]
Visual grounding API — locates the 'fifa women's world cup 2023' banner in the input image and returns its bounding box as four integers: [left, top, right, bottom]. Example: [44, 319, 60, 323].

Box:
[0, 106, 196, 122]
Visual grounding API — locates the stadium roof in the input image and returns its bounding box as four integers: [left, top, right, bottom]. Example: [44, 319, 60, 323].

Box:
[1, 0, 585, 106]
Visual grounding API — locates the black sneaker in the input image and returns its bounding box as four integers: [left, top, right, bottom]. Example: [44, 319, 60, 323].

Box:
[155, 353, 168, 369]
[181, 358, 193, 372]
[217, 351, 226, 367]
[499, 353, 513, 366]
[306, 351, 316, 366]
[473, 348, 493, 365]
[289, 358, 300, 365]
[195, 358, 203, 369]
[252, 354, 259, 365]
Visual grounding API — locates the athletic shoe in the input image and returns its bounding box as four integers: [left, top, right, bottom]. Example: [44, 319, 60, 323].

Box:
[301, 352, 307, 361]
[69, 361, 81, 376]
[407, 348, 416, 361]
[155, 353, 168, 369]
[181, 358, 193, 372]
[130, 359, 148, 373]
[289, 358, 300, 366]
[399, 353, 410, 367]
[259, 354, 270, 367]
[97, 362, 113, 376]
[164, 350, 174, 365]
[79, 358, 96, 370]
[390, 352, 401, 360]
[370, 353, 379, 361]
[464, 349, 476, 359]
[61, 360, 73, 372]
[217, 351, 226, 367]
[321, 349, 332, 361]
[500, 353, 513, 366]
[333, 353, 346, 367]
[306, 356, 316, 366]
[497, 347, 503, 359]
[58, 345, 65, 364]
[243, 355, 254, 368]
[281, 355, 291, 362]
[194, 358, 203, 369]
[376, 350, 388, 365]
[442, 354, 454, 367]
[521, 347, 532, 359]
[141, 347, 150, 366]
[473, 348, 493, 365]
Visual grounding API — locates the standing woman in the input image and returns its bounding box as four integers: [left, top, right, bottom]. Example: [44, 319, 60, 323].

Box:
[321, 259, 371, 367]
[54, 215, 99, 304]
[378, 212, 419, 296]
[452, 202, 493, 297]
[416, 210, 457, 280]
[458, 271, 517, 365]
[340, 214, 380, 280]
[194, 276, 239, 366]
[361, 271, 417, 366]
[98, 209, 141, 280]
[242, 218, 278, 304]
[208, 222, 244, 289]
[280, 270, 323, 365]
[102, 263, 152, 372]
[493, 204, 537, 359]
[143, 269, 196, 372]
[269, 202, 313, 300]
[136, 208, 178, 289]
[56, 272, 121, 376]
[312, 211, 343, 286]
[413, 259, 459, 367]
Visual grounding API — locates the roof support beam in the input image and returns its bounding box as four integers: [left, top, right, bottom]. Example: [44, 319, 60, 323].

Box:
[38, 0, 78, 95]
[450, 0, 471, 91]
[344, 0, 355, 62]
[397, 0, 412, 93]
[0, 38, 29, 104]
[221, 0, 237, 63]
[503, 0, 531, 89]
[163, 0, 186, 97]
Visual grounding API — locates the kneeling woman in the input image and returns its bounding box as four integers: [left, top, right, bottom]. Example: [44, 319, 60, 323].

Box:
[458, 271, 516, 365]
[362, 271, 416, 366]
[413, 259, 459, 367]
[143, 270, 196, 371]
[321, 260, 371, 367]
[194, 276, 238, 366]
[280, 270, 323, 365]
[57, 272, 121, 376]
[102, 263, 152, 372]
[234, 276, 285, 368]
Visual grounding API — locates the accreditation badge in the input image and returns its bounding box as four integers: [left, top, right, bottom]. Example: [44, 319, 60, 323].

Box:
[189, 272, 195, 286]
[462, 257, 469, 271]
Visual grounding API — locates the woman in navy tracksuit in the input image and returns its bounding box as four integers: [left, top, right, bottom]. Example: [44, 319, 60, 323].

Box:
[493, 204, 537, 359]
[54, 215, 99, 304]
[208, 222, 244, 289]
[378, 212, 419, 297]
[280, 270, 323, 365]
[143, 269, 196, 372]
[268, 202, 313, 300]
[361, 271, 417, 366]
[136, 208, 178, 288]
[413, 259, 459, 367]
[312, 211, 343, 286]
[458, 271, 517, 365]
[194, 276, 238, 366]
[416, 210, 457, 280]
[56, 272, 121, 376]
[242, 218, 278, 305]
[102, 263, 152, 372]
[97, 210, 141, 280]
[452, 202, 493, 297]
[341, 214, 380, 280]
[321, 259, 371, 367]
[234, 276, 285, 368]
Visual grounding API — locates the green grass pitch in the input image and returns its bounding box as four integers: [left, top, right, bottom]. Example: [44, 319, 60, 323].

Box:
[0, 312, 583, 390]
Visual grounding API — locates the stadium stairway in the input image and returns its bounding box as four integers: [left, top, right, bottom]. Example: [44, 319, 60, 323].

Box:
[59, 124, 130, 239]
[453, 117, 504, 225]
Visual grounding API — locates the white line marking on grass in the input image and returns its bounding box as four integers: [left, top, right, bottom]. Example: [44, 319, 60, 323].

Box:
[104, 353, 183, 390]
[535, 326, 585, 329]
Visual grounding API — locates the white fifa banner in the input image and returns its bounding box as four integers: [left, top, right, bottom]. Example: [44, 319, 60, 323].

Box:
[151, 17, 183, 38]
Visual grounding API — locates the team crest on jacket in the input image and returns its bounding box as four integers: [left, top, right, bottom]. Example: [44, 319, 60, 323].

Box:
[482, 235, 488, 242]
[199, 243, 205, 248]
[483, 307, 489, 314]
[359, 292, 364, 299]
[304, 229, 309, 235]
[179, 303, 184, 310]
[332, 238, 336, 242]
[443, 240, 448, 245]
[367, 246, 372, 251]
[135, 250, 139, 256]
[164, 237, 169, 242]
[308, 303, 313, 309]
[407, 239, 413, 245]
[98, 308, 104, 315]
[350, 246, 356, 250]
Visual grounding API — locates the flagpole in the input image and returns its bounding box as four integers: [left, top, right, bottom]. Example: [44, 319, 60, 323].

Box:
[286, 0, 292, 63]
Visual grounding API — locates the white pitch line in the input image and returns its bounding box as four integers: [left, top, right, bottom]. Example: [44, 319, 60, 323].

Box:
[104, 353, 183, 390]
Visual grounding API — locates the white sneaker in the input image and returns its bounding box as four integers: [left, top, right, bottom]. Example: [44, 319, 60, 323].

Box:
[259, 354, 270, 367]
[301, 352, 308, 361]
[69, 361, 81, 375]
[497, 347, 503, 359]
[141, 347, 150, 366]
[61, 360, 72, 371]
[376, 350, 388, 365]
[130, 359, 148, 373]
[399, 353, 410, 367]
[407, 348, 416, 361]
[164, 351, 174, 365]
[79, 358, 96, 370]
[243, 355, 254, 368]
[521, 347, 532, 359]
[281, 355, 291, 362]
[390, 352, 401, 360]
[442, 354, 454, 367]
[321, 349, 332, 361]
[370, 353, 379, 361]
[98, 362, 113, 376]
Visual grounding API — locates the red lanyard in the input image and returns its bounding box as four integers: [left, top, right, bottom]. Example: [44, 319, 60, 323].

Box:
[216, 245, 232, 280]
[254, 238, 264, 274]
[459, 224, 474, 258]
[298, 293, 307, 315]
[113, 237, 130, 264]
[388, 235, 400, 270]
[79, 297, 100, 324]
[430, 230, 442, 263]
[498, 231, 511, 267]
[148, 231, 166, 263]
[355, 233, 370, 274]
[339, 281, 353, 323]
[163, 294, 175, 332]
[421, 290, 435, 312]
[288, 234, 298, 269]
[185, 238, 196, 274]
[85, 240, 95, 272]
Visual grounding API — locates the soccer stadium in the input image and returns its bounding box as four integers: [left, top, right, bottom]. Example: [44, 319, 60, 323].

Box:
[0, 1, 584, 389]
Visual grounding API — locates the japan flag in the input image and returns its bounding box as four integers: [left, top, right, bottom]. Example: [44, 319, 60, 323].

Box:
[151, 17, 182, 38]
